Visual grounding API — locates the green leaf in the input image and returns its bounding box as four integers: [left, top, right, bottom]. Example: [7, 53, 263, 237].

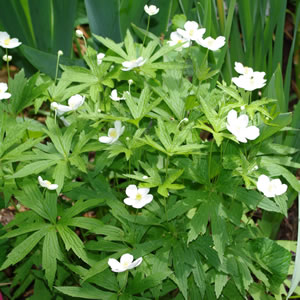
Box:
[128, 271, 172, 294]
[172, 243, 188, 299]
[55, 283, 117, 300]
[42, 227, 63, 288]
[246, 238, 291, 294]
[0, 227, 48, 270]
[56, 224, 89, 263]
[287, 193, 300, 298]
[85, 0, 122, 42]
[8, 159, 57, 179]
[21, 44, 85, 78]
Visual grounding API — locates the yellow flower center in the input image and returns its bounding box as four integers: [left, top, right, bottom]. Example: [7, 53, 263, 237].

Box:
[136, 193, 142, 201]
[4, 38, 10, 45]
[207, 40, 214, 46]
[109, 129, 118, 138]
[189, 29, 194, 36]
[45, 180, 51, 187]
[244, 67, 250, 74]
[0, 89, 2, 94]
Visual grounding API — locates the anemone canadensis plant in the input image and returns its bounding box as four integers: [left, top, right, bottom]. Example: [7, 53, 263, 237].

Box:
[0, 17, 299, 300]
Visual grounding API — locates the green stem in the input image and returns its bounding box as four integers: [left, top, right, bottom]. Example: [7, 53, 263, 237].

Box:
[165, 156, 169, 179]
[142, 15, 150, 47]
[208, 140, 214, 187]
[6, 49, 10, 78]
[54, 53, 61, 85]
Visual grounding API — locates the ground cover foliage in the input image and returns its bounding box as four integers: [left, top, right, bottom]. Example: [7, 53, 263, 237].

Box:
[0, 3, 300, 300]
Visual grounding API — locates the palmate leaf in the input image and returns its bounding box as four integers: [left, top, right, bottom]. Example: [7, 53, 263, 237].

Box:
[246, 238, 291, 295]
[0, 227, 49, 270]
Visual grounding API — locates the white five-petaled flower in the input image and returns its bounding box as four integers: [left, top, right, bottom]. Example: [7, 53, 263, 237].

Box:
[232, 71, 267, 91]
[0, 31, 21, 49]
[0, 82, 11, 100]
[99, 120, 125, 144]
[121, 57, 146, 71]
[108, 254, 142, 273]
[144, 5, 159, 16]
[97, 53, 105, 65]
[226, 109, 260, 143]
[196, 36, 225, 51]
[167, 32, 191, 51]
[51, 95, 84, 116]
[234, 62, 254, 77]
[2, 54, 12, 62]
[177, 21, 206, 41]
[38, 176, 58, 190]
[257, 175, 287, 198]
[123, 184, 153, 209]
[110, 89, 125, 101]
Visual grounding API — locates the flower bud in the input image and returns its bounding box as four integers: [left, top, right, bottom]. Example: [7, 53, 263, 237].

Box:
[76, 29, 84, 38]
[57, 50, 63, 56]
[2, 54, 12, 62]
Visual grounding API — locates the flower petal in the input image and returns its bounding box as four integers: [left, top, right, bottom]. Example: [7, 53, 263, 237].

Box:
[138, 188, 150, 196]
[128, 257, 143, 269]
[237, 114, 249, 128]
[48, 184, 58, 190]
[99, 136, 113, 144]
[126, 185, 137, 198]
[257, 175, 270, 193]
[120, 253, 133, 265]
[244, 126, 260, 140]
[227, 110, 237, 125]
[108, 258, 124, 272]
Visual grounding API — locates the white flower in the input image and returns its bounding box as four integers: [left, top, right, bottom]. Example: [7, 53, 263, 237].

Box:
[0, 82, 11, 100]
[123, 184, 153, 209]
[97, 53, 105, 65]
[232, 71, 267, 91]
[38, 176, 58, 190]
[257, 175, 287, 198]
[99, 120, 125, 144]
[167, 32, 191, 51]
[57, 50, 63, 56]
[226, 109, 260, 143]
[144, 5, 159, 16]
[0, 31, 21, 49]
[108, 254, 142, 273]
[68, 94, 85, 110]
[177, 21, 206, 41]
[196, 36, 225, 51]
[2, 54, 12, 62]
[121, 57, 146, 71]
[51, 102, 72, 116]
[110, 89, 125, 101]
[76, 29, 84, 38]
[234, 62, 253, 77]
